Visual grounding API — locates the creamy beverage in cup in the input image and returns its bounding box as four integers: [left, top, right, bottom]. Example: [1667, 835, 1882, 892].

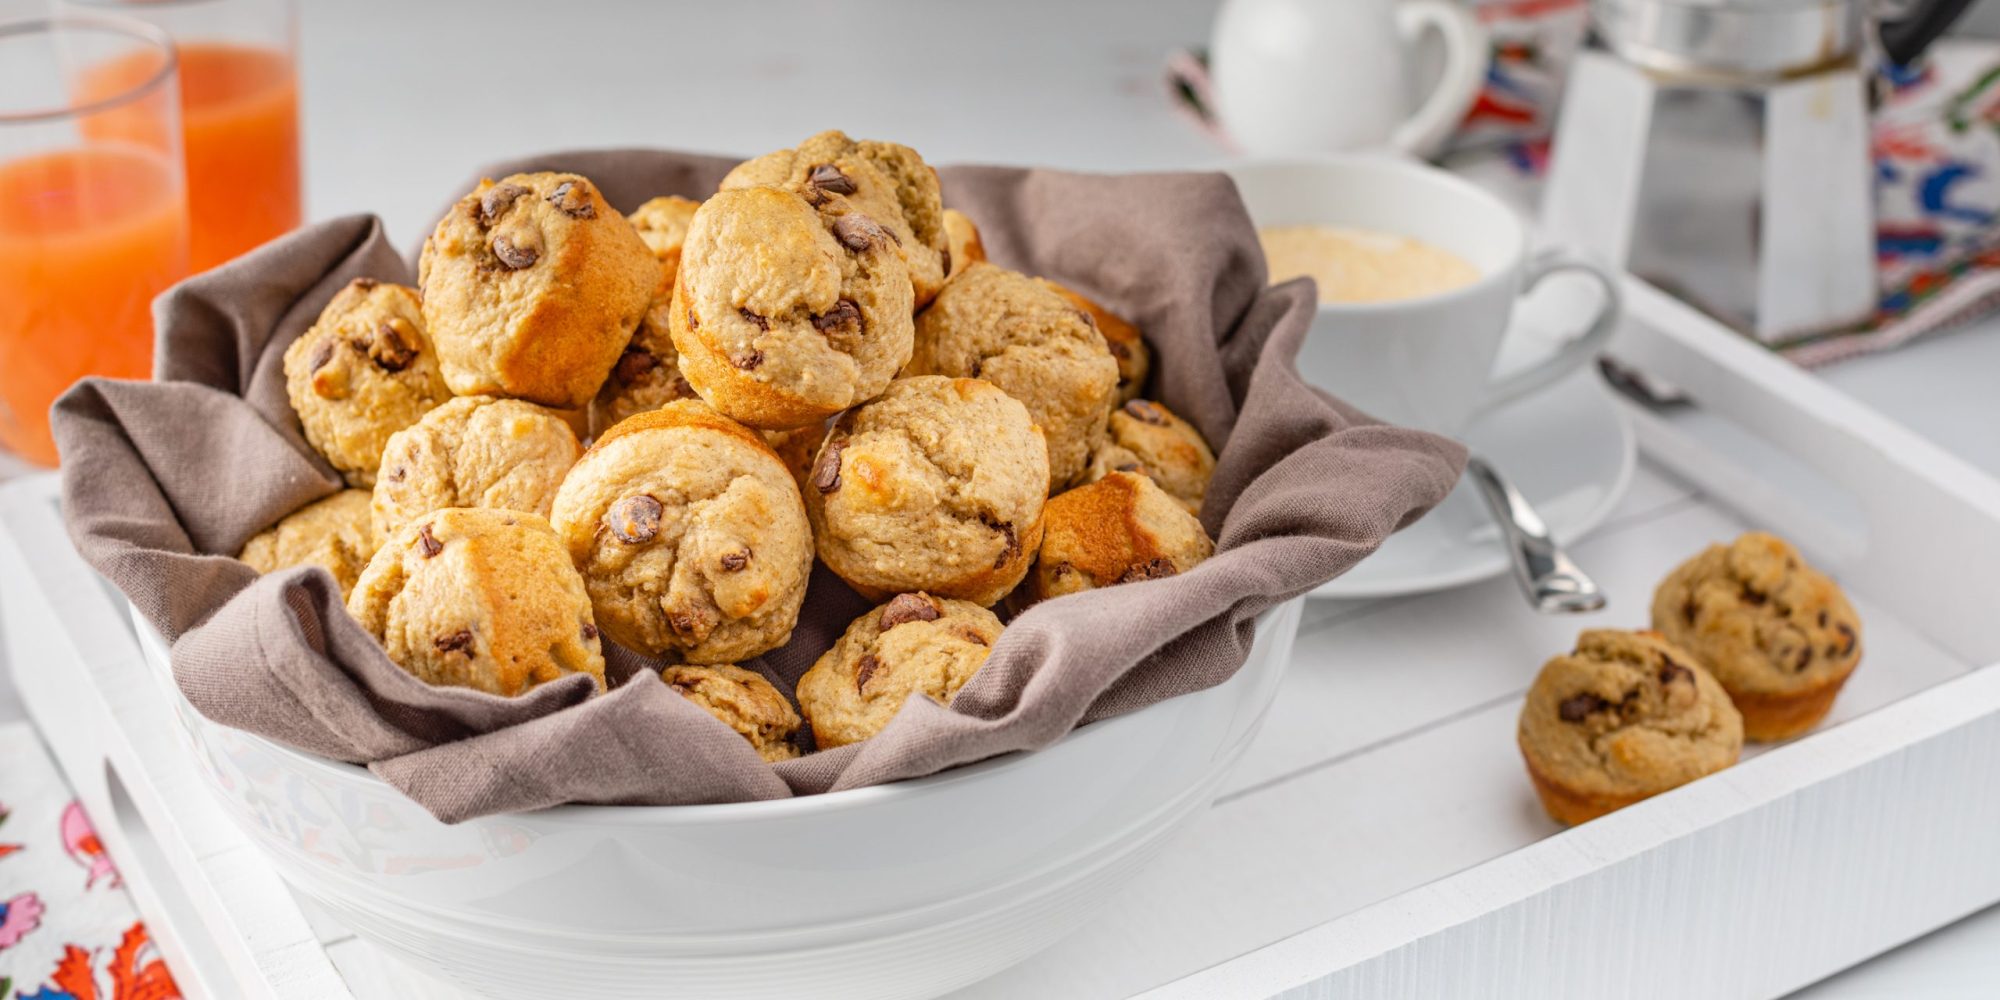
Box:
[1226, 156, 1619, 436]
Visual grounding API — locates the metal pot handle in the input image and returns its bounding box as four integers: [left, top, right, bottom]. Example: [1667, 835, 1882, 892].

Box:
[1879, 0, 1976, 66]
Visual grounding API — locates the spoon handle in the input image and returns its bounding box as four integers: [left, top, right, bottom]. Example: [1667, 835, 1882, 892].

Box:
[1466, 456, 1607, 614]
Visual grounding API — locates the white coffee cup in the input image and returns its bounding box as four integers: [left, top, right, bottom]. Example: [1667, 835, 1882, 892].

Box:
[1225, 156, 1619, 436]
[1210, 0, 1488, 159]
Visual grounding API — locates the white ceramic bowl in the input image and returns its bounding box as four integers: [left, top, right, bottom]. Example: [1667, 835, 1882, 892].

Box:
[133, 598, 1303, 999]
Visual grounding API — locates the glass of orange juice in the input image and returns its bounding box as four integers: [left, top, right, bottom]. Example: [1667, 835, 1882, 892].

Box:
[0, 15, 190, 467]
[63, 0, 301, 272]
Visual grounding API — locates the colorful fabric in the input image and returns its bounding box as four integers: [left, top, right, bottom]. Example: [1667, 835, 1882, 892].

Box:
[0, 725, 180, 1000]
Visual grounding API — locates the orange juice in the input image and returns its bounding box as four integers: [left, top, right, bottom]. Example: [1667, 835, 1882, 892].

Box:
[0, 148, 189, 465]
[82, 42, 300, 270]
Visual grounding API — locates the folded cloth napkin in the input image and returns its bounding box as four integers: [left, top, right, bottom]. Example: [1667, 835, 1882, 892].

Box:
[52, 150, 1464, 824]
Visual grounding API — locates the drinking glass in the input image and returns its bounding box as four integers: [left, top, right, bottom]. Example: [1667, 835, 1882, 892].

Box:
[0, 15, 189, 466]
[61, 0, 301, 271]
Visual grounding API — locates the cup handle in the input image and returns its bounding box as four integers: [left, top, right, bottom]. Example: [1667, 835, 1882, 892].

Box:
[1471, 248, 1622, 419]
[1389, 0, 1489, 159]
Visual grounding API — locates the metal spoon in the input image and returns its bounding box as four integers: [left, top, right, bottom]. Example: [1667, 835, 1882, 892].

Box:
[1465, 456, 1606, 614]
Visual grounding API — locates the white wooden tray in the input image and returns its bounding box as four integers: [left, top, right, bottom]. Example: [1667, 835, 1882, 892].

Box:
[4, 276, 1999, 999]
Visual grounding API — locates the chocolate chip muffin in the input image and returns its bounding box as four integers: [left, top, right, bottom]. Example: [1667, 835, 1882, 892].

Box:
[590, 195, 703, 435]
[237, 489, 377, 598]
[1083, 399, 1216, 515]
[1027, 471, 1213, 603]
[549, 399, 812, 664]
[721, 130, 950, 307]
[804, 376, 1048, 607]
[668, 186, 915, 429]
[1044, 280, 1150, 404]
[1651, 532, 1863, 741]
[282, 278, 449, 487]
[1518, 629, 1743, 825]
[371, 395, 582, 543]
[659, 663, 801, 762]
[346, 507, 606, 697]
[907, 262, 1119, 487]
[941, 208, 985, 280]
[418, 172, 659, 409]
[795, 593, 1004, 749]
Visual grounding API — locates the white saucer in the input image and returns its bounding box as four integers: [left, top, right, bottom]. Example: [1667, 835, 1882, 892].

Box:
[1313, 365, 1636, 600]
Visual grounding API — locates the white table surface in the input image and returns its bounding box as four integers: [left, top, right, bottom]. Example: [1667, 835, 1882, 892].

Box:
[3, 0, 1999, 994]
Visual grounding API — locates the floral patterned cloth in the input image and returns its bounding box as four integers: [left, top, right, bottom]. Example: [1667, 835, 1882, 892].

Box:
[0, 724, 179, 1000]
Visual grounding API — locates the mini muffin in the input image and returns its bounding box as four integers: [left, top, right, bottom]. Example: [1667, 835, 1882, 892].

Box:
[591, 195, 703, 435]
[1027, 471, 1214, 603]
[371, 396, 582, 543]
[1651, 532, 1863, 741]
[669, 186, 915, 429]
[907, 262, 1119, 487]
[282, 278, 449, 487]
[626, 194, 701, 275]
[660, 663, 801, 762]
[419, 172, 658, 409]
[346, 507, 606, 697]
[1518, 629, 1743, 824]
[549, 400, 812, 664]
[804, 376, 1048, 606]
[796, 593, 1004, 748]
[1083, 399, 1216, 515]
[721, 130, 950, 306]
[1043, 280, 1150, 404]
[941, 208, 985, 280]
[237, 489, 377, 597]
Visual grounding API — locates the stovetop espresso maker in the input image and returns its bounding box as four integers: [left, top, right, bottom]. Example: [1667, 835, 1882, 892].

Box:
[1542, 0, 1973, 344]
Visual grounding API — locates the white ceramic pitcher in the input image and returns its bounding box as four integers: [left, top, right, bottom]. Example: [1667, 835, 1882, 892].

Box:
[1210, 0, 1488, 159]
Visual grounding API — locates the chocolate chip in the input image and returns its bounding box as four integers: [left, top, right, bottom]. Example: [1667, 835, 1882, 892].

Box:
[939, 243, 952, 275]
[812, 439, 845, 493]
[738, 308, 769, 331]
[368, 321, 417, 372]
[686, 309, 699, 331]
[733, 349, 765, 370]
[386, 466, 406, 483]
[1074, 308, 1097, 329]
[1117, 557, 1178, 583]
[610, 495, 663, 544]
[492, 235, 539, 270]
[545, 180, 596, 219]
[807, 163, 858, 197]
[1658, 657, 1693, 687]
[1558, 692, 1610, 722]
[308, 340, 335, 372]
[1795, 646, 1812, 672]
[979, 514, 1018, 569]
[967, 358, 983, 378]
[1740, 586, 1767, 607]
[435, 630, 474, 654]
[879, 593, 942, 631]
[352, 277, 379, 291]
[1818, 610, 1829, 627]
[831, 213, 886, 252]
[720, 550, 749, 572]
[1682, 595, 1699, 625]
[479, 183, 527, 226]
[417, 524, 443, 558]
[1106, 339, 1131, 360]
[1123, 400, 1169, 425]
[1835, 622, 1857, 657]
[955, 626, 990, 646]
[614, 348, 657, 383]
[667, 609, 709, 638]
[854, 653, 880, 692]
[812, 299, 862, 335]
[581, 622, 598, 641]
